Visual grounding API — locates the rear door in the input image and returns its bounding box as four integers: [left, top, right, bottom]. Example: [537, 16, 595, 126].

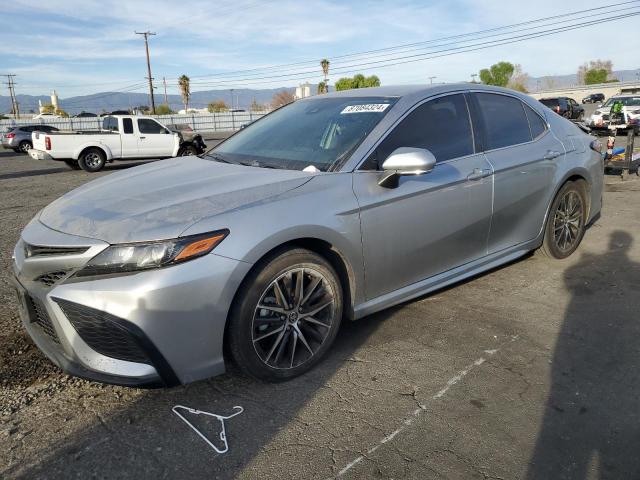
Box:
[471, 92, 563, 253]
[120, 118, 139, 158]
[353, 93, 493, 299]
[136, 118, 176, 157]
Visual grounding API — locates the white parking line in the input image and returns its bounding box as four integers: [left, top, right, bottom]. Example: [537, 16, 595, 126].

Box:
[335, 336, 519, 478]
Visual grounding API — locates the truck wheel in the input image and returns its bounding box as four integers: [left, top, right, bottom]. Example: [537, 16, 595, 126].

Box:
[178, 144, 198, 156]
[19, 141, 32, 153]
[79, 148, 106, 172]
[64, 160, 81, 170]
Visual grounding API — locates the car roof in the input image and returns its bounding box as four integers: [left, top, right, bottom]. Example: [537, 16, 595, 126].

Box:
[306, 83, 525, 101]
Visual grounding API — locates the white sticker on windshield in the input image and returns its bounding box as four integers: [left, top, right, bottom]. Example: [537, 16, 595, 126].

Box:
[340, 104, 390, 114]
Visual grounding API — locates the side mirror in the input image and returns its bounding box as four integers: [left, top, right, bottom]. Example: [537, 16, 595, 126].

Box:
[378, 147, 436, 188]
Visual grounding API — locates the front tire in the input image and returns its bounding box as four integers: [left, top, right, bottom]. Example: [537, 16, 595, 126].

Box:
[227, 248, 343, 381]
[541, 181, 587, 259]
[178, 144, 198, 156]
[18, 141, 32, 153]
[78, 148, 106, 172]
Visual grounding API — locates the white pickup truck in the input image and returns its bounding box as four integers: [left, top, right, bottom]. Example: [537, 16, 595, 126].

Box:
[29, 115, 206, 172]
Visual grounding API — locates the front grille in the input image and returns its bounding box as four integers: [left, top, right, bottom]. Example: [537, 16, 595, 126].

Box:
[24, 243, 89, 258]
[54, 299, 150, 365]
[27, 296, 59, 343]
[35, 271, 68, 287]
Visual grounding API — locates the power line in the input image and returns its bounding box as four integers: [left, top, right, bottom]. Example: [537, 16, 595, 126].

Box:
[178, 9, 640, 89]
[186, 0, 640, 82]
[135, 31, 157, 114]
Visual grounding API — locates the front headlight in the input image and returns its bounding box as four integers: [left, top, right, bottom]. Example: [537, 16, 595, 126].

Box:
[75, 230, 229, 277]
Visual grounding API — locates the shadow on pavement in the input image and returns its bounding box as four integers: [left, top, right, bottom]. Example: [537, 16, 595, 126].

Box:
[526, 231, 640, 479]
[10, 304, 392, 479]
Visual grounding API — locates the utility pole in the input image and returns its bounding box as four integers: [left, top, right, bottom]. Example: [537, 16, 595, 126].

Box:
[428, 76, 437, 85]
[230, 89, 234, 110]
[135, 31, 157, 114]
[2, 74, 19, 117]
[162, 77, 168, 104]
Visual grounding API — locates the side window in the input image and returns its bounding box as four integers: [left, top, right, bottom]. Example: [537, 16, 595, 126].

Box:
[475, 93, 532, 149]
[103, 117, 119, 132]
[122, 118, 134, 134]
[21, 126, 34, 132]
[523, 104, 547, 140]
[138, 119, 165, 134]
[366, 93, 473, 169]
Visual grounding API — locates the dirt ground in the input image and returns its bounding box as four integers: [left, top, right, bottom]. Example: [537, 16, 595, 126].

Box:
[1, 149, 640, 480]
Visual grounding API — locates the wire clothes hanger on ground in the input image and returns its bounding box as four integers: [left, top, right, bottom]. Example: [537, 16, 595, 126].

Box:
[172, 404, 244, 454]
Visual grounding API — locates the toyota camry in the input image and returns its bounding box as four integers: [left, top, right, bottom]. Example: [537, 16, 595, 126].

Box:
[12, 84, 603, 387]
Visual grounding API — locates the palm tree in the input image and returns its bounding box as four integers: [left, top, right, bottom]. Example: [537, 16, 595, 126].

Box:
[320, 59, 330, 93]
[178, 75, 191, 112]
[317, 81, 326, 95]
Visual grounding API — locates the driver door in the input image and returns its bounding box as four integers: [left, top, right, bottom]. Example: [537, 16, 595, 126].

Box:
[136, 118, 176, 157]
[352, 93, 493, 300]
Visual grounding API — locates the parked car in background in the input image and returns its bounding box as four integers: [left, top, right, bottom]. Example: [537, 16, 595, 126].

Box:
[73, 112, 98, 118]
[582, 93, 605, 104]
[166, 123, 207, 155]
[12, 84, 603, 387]
[33, 112, 63, 120]
[99, 110, 130, 117]
[28, 115, 185, 171]
[588, 95, 640, 133]
[1, 125, 59, 153]
[539, 97, 584, 120]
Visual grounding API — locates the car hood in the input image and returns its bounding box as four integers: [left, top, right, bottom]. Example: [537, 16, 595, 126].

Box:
[39, 157, 314, 243]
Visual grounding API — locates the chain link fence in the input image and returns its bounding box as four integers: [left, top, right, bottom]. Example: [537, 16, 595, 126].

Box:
[0, 111, 268, 133]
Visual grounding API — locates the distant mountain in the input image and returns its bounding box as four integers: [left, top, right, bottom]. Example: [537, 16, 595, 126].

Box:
[0, 87, 299, 115]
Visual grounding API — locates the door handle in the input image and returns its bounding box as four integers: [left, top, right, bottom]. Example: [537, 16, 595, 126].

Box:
[139, 136, 146, 139]
[467, 168, 492, 181]
[543, 150, 562, 160]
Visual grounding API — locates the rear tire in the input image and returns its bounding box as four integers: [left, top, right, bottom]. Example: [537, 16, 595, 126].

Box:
[78, 148, 106, 172]
[227, 248, 343, 382]
[541, 181, 588, 259]
[64, 159, 81, 170]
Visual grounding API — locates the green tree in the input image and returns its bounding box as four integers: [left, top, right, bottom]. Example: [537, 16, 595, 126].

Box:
[584, 68, 609, 85]
[334, 74, 381, 91]
[207, 100, 229, 113]
[317, 81, 327, 94]
[155, 104, 174, 115]
[479, 62, 515, 87]
[320, 59, 330, 93]
[178, 75, 191, 112]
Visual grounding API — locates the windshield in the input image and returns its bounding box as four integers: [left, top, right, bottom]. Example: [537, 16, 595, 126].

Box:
[603, 97, 640, 107]
[210, 96, 398, 171]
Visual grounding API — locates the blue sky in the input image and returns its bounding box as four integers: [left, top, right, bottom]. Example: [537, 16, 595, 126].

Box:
[1, 0, 639, 97]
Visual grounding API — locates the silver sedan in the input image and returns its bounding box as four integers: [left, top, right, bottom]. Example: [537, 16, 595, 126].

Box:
[12, 84, 603, 386]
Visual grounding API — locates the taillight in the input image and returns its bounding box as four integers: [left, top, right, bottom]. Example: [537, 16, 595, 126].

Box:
[45, 136, 51, 150]
[6, 132, 15, 139]
[590, 139, 603, 153]
[554, 106, 560, 113]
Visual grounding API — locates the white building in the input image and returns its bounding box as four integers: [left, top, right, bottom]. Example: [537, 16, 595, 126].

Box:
[295, 82, 313, 99]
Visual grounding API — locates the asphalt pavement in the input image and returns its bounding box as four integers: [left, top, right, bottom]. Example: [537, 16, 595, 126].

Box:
[1, 147, 640, 479]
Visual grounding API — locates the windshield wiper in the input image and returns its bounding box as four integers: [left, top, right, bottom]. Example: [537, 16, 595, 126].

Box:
[237, 160, 277, 169]
[207, 152, 235, 164]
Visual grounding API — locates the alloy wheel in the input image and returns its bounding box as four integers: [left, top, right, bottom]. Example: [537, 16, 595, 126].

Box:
[553, 190, 583, 252]
[252, 267, 336, 370]
[20, 142, 31, 153]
